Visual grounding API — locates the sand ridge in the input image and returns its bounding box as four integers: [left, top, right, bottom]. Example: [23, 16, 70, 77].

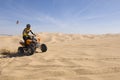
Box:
[0, 33, 120, 80]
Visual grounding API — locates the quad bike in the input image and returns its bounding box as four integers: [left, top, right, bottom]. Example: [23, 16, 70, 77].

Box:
[18, 35, 47, 56]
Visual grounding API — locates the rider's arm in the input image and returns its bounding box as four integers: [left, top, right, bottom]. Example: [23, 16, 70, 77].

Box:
[30, 30, 36, 36]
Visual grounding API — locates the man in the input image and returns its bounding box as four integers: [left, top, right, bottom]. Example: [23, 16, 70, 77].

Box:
[23, 24, 36, 44]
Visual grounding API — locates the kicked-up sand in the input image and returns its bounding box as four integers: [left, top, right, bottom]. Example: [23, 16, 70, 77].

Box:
[0, 33, 120, 80]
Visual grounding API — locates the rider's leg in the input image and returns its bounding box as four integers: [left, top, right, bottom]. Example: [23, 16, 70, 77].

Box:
[23, 36, 28, 46]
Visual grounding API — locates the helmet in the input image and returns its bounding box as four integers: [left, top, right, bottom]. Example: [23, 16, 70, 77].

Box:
[26, 24, 31, 28]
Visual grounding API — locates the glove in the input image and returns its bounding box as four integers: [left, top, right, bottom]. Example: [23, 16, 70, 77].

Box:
[34, 34, 36, 36]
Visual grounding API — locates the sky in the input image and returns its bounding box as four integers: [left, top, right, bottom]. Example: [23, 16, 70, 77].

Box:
[0, 0, 120, 35]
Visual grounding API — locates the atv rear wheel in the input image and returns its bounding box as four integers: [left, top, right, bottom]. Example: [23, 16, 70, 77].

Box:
[18, 47, 24, 55]
[25, 47, 35, 56]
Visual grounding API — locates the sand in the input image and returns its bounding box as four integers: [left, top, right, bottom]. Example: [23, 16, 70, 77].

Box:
[0, 33, 120, 80]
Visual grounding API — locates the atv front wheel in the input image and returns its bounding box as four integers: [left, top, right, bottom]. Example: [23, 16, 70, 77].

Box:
[41, 44, 47, 52]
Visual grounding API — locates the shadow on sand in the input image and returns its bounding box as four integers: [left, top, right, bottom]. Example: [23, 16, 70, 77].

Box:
[0, 52, 26, 58]
[0, 51, 43, 58]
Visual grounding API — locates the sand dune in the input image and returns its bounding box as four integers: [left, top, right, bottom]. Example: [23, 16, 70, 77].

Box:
[0, 33, 120, 80]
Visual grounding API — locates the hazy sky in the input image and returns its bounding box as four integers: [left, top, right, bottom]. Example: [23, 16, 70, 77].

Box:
[0, 0, 120, 35]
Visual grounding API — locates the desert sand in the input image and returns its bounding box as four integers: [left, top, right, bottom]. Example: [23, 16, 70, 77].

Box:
[0, 33, 120, 80]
